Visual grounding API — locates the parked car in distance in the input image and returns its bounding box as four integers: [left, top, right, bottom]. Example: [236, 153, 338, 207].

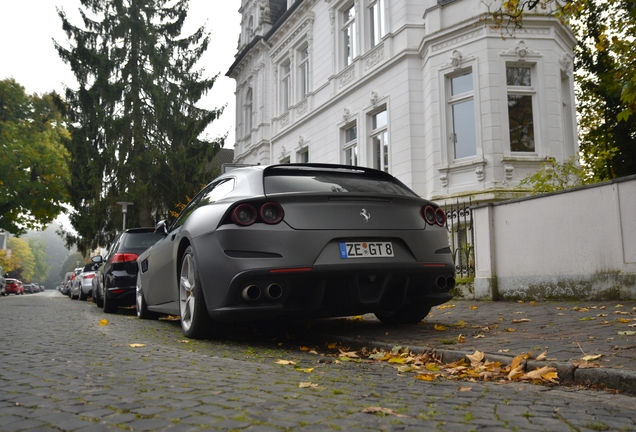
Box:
[23, 284, 35, 294]
[94, 228, 165, 313]
[6, 278, 24, 295]
[136, 164, 455, 340]
[69, 267, 83, 299]
[75, 263, 99, 300]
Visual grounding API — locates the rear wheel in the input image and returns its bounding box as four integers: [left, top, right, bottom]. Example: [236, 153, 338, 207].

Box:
[179, 246, 216, 339]
[102, 287, 118, 314]
[374, 305, 432, 325]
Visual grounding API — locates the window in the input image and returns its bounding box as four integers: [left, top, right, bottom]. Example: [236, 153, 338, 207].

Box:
[343, 4, 357, 66]
[281, 60, 291, 112]
[507, 66, 535, 152]
[369, 0, 386, 47]
[298, 148, 309, 163]
[448, 71, 476, 159]
[370, 109, 389, 172]
[298, 45, 309, 100]
[244, 88, 253, 134]
[343, 124, 358, 166]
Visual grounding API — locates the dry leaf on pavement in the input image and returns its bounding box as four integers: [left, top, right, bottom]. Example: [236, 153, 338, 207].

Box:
[129, 344, 145, 348]
[276, 359, 296, 365]
[298, 382, 318, 388]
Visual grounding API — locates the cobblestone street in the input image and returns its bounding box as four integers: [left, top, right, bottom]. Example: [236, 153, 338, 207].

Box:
[1, 291, 635, 431]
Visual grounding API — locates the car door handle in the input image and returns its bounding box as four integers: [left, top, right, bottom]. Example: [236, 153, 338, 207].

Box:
[171, 234, 176, 241]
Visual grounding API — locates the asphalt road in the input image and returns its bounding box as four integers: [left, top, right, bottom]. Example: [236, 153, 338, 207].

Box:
[1, 290, 635, 431]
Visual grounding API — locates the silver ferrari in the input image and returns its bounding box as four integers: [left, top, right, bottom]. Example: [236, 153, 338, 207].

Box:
[136, 164, 455, 339]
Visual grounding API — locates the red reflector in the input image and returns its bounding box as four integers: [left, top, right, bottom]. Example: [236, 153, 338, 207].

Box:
[110, 289, 125, 294]
[111, 253, 139, 263]
[423, 263, 448, 268]
[269, 267, 313, 274]
[83, 274, 95, 280]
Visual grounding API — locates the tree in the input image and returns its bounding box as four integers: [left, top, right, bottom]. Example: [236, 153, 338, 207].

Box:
[6, 237, 35, 281]
[27, 238, 50, 283]
[485, 0, 636, 180]
[0, 79, 71, 235]
[55, 0, 225, 254]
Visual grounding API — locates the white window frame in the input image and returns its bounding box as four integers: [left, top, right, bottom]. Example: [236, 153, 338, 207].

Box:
[447, 69, 477, 161]
[244, 87, 253, 136]
[298, 44, 310, 100]
[368, 0, 386, 48]
[342, 3, 357, 67]
[369, 107, 389, 173]
[506, 63, 537, 154]
[297, 147, 309, 163]
[342, 122, 358, 166]
[280, 59, 291, 113]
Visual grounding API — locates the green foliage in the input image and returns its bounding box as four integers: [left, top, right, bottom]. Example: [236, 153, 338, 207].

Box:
[519, 157, 590, 194]
[6, 237, 35, 281]
[55, 0, 225, 254]
[27, 238, 50, 282]
[0, 79, 71, 235]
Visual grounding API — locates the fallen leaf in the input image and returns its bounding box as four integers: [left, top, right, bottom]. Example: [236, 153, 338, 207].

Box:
[300, 346, 312, 352]
[556, 307, 565, 310]
[298, 382, 318, 388]
[618, 331, 636, 336]
[466, 351, 485, 364]
[507, 365, 525, 381]
[434, 324, 447, 331]
[469, 305, 479, 310]
[437, 304, 456, 310]
[474, 334, 485, 338]
[362, 407, 411, 418]
[615, 304, 624, 308]
[581, 354, 602, 362]
[129, 344, 146, 348]
[351, 315, 364, 321]
[511, 318, 530, 323]
[529, 301, 537, 306]
[619, 318, 632, 323]
[297, 368, 314, 373]
[276, 360, 296, 365]
[414, 373, 436, 381]
[579, 316, 596, 321]
[535, 351, 548, 361]
[177, 340, 190, 343]
[459, 386, 473, 391]
[524, 366, 558, 383]
[98, 319, 108, 326]
[338, 350, 359, 358]
[457, 334, 466, 343]
[505, 328, 516, 332]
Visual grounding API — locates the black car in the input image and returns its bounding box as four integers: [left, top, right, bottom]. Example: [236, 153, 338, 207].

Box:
[93, 228, 164, 313]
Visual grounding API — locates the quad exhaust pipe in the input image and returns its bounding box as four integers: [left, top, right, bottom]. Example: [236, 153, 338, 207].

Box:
[241, 283, 284, 301]
[435, 276, 456, 290]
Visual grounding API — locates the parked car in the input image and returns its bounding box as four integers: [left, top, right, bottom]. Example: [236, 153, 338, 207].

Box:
[0, 265, 6, 296]
[68, 267, 83, 299]
[136, 164, 455, 339]
[73, 263, 99, 300]
[6, 278, 24, 295]
[23, 284, 34, 294]
[93, 228, 164, 313]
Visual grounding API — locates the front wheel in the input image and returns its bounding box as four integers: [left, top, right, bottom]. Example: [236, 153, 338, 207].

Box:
[374, 305, 432, 325]
[136, 274, 159, 320]
[102, 288, 118, 314]
[178, 246, 216, 339]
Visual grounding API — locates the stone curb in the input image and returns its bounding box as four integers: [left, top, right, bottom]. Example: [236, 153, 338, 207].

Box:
[323, 335, 636, 396]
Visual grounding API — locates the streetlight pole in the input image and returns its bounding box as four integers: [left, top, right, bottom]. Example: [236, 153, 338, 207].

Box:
[116, 202, 134, 231]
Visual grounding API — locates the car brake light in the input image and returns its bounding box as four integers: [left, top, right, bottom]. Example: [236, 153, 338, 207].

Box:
[83, 274, 95, 280]
[111, 253, 139, 263]
[260, 202, 284, 224]
[422, 205, 446, 227]
[232, 204, 258, 226]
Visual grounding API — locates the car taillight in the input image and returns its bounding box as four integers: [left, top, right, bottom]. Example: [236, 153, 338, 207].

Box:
[232, 204, 258, 226]
[260, 202, 284, 224]
[111, 253, 139, 263]
[83, 274, 95, 280]
[422, 205, 446, 227]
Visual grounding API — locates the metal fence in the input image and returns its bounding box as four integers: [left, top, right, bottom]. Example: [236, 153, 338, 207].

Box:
[445, 198, 475, 278]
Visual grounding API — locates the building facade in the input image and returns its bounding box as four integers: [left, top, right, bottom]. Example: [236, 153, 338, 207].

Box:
[226, 0, 578, 205]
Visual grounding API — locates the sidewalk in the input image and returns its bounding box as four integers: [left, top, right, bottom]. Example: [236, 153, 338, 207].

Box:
[302, 300, 636, 395]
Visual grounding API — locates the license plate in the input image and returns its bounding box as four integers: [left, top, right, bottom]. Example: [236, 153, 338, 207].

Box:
[339, 242, 394, 259]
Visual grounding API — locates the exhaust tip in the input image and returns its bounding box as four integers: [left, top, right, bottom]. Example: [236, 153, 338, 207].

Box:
[242, 285, 261, 301]
[435, 276, 447, 289]
[265, 283, 283, 300]
[446, 277, 456, 290]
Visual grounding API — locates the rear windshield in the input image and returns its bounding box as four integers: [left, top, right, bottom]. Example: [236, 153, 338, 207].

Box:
[122, 232, 164, 249]
[264, 169, 417, 197]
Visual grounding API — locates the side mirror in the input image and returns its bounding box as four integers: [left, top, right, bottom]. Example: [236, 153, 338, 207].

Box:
[154, 220, 169, 235]
[91, 255, 103, 264]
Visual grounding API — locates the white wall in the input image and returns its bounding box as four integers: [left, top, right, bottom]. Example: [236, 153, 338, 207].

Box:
[472, 176, 636, 300]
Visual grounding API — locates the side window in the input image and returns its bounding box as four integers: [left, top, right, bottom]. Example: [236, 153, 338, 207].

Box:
[448, 70, 476, 160]
[172, 178, 235, 230]
[507, 65, 536, 152]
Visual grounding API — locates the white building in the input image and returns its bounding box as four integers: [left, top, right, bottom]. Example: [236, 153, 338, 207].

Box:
[226, 0, 578, 205]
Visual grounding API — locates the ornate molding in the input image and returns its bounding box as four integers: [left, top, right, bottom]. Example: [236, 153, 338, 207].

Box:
[343, 108, 351, 122]
[475, 166, 485, 182]
[432, 29, 483, 53]
[339, 67, 356, 87]
[296, 99, 308, 116]
[370, 91, 379, 107]
[364, 44, 385, 71]
[501, 40, 541, 60]
[280, 112, 290, 127]
[504, 164, 514, 180]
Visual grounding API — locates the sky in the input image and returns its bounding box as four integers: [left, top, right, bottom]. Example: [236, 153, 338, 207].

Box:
[0, 0, 241, 146]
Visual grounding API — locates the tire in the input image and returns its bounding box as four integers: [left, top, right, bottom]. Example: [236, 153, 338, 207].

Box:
[136, 273, 160, 320]
[374, 305, 432, 325]
[94, 285, 103, 308]
[178, 246, 216, 339]
[102, 288, 118, 314]
[79, 289, 87, 301]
